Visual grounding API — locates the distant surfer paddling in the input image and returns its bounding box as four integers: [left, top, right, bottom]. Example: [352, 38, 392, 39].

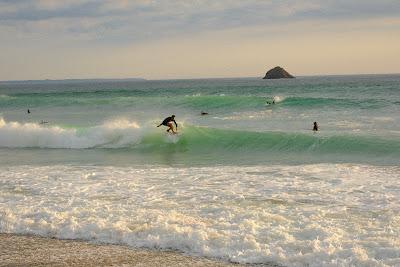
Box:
[313, 121, 319, 131]
[266, 97, 276, 105]
[157, 115, 178, 134]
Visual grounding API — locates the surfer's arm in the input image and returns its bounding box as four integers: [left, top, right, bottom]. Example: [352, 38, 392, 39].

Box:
[174, 120, 178, 129]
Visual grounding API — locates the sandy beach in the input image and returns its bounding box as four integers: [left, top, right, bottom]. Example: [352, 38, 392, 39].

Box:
[0, 233, 277, 267]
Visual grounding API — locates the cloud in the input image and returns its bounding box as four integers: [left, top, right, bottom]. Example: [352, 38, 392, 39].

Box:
[2, 16, 399, 81]
[0, 0, 399, 80]
[1, 0, 400, 43]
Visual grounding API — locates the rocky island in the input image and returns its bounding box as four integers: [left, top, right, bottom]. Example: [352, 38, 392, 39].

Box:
[263, 66, 294, 79]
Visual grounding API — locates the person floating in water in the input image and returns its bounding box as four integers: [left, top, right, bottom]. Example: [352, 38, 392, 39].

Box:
[27, 109, 31, 114]
[313, 121, 319, 131]
[266, 98, 275, 105]
[201, 111, 209, 115]
[157, 115, 178, 134]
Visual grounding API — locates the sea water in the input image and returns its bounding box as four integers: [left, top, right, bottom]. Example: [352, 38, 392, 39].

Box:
[0, 75, 399, 266]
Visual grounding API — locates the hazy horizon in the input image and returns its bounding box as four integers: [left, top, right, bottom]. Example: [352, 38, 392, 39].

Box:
[2, 72, 400, 83]
[1, 1, 400, 80]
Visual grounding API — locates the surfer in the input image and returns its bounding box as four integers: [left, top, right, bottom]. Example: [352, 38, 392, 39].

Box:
[313, 121, 319, 131]
[157, 115, 178, 134]
[201, 111, 209, 115]
[266, 98, 275, 105]
[27, 109, 31, 114]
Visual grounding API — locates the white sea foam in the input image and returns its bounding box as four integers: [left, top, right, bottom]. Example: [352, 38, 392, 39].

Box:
[0, 118, 143, 149]
[273, 96, 285, 103]
[0, 94, 13, 99]
[0, 164, 399, 266]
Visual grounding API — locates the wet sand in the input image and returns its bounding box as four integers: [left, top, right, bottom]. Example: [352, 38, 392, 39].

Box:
[0, 233, 277, 267]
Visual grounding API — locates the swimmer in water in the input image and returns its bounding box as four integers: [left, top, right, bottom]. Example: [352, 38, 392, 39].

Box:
[266, 98, 276, 105]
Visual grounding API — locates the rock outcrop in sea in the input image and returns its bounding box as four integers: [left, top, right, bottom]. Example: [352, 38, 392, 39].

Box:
[263, 66, 294, 79]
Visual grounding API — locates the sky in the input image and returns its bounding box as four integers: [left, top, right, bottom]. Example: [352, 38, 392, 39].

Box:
[0, 0, 400, 80]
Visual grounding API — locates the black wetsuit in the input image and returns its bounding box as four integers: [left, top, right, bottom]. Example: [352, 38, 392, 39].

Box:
[160, 117, 178, 128]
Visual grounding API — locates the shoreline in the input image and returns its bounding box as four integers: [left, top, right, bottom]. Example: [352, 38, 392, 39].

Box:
[0, 233, 277, 267]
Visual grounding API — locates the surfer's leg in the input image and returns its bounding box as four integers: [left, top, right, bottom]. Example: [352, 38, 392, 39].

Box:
[167, 122, 175, 133]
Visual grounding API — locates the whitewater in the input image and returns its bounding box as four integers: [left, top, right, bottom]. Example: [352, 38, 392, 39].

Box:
[0, 75, 399, 266]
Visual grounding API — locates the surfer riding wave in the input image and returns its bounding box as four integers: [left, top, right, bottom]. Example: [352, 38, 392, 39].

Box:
[157, 115, 178, 134]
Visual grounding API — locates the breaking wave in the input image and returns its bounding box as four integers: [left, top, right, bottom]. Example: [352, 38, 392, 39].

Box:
[0, 118, 142, 149]
[0, 118, 399, 157]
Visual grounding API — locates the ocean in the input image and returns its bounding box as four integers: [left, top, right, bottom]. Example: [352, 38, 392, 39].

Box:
[0, 75, 399, 266]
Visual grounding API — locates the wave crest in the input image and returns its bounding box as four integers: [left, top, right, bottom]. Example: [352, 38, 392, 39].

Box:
[0, 118, 142, 149]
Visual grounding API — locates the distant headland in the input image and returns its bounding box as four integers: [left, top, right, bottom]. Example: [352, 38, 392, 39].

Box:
[0, 78, 146, 83]
[263, 66, 294, 79]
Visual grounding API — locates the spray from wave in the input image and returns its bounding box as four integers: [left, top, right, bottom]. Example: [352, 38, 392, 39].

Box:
[0, 118, 142, 149]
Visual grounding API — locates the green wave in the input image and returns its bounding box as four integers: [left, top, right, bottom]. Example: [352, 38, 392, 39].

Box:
[0, 117, 398, 158]
[280, 97, 389, 109]
[1, 92, 394, 111]
[136, 126, 400, 156]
